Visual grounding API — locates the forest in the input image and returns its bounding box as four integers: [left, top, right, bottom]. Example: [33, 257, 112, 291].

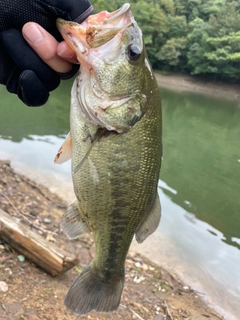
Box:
[91, 0, 240, 81]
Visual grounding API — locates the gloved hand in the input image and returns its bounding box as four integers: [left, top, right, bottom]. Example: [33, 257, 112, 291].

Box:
[0, 0, 93, 106]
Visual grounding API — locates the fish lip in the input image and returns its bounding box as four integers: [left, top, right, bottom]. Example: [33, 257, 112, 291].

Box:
[57, 4, 134, 68]
[56, 3, 131, 32]
[56, 3, 132, 50]
[102, 3, 131, 23]
[83, 3, 131, 25]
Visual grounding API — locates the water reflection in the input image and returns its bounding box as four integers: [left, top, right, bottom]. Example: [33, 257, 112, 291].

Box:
[0, 79, 72, 141]
[160, 88, 240, 250]
[0, 80, 240, 319]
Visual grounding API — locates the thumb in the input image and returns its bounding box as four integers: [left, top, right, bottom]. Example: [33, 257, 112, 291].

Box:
[22, 22, 73, 73]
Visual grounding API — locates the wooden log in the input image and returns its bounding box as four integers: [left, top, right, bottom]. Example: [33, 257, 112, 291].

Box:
[0, 209, 79, 276]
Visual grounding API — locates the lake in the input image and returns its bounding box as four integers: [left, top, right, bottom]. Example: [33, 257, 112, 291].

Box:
[0, 79, 239, 320]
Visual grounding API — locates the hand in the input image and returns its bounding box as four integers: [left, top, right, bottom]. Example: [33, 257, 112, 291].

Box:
[22, 22, 78, 73]
[0, 0, 93, 106]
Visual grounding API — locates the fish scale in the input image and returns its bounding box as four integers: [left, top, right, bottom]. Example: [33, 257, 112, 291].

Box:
[55, 3, 162, 315]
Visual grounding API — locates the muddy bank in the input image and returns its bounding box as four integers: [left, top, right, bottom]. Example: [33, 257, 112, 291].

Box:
[0, 160, 224, 320]
[155, 73, 240, 101]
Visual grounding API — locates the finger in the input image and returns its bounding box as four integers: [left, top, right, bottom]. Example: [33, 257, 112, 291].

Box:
[1, 28, 60, 91]
[0, 43, 20, 93]
[57, 41, 78, 64]
[19, 70, 49, 106]
[22, 22, 72, 73]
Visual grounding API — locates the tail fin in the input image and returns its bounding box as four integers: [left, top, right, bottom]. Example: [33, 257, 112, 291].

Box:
[65, 264, 124, 315]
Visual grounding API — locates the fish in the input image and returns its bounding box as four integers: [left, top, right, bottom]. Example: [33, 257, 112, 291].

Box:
[55, 3, 162, 315]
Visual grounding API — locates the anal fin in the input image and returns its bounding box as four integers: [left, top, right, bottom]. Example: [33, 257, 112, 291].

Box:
[60, 201, 88, 240]
[135, 193, 161, 244]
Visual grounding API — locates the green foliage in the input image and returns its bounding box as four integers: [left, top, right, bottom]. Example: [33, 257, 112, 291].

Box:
[90, 0, 240, 81]
[208, 1, 240, 36]
[204, 32, 240, 79]
[166, 15, 188, 39]
[157, 37, 187, 69]
[186, 18, 213, 74]
[130, 0, 168, 65]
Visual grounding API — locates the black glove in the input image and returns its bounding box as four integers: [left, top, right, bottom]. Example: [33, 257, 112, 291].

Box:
[0, 0, 93, 106]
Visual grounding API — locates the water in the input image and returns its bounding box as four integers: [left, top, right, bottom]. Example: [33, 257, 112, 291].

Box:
[0, 80, 240, 319]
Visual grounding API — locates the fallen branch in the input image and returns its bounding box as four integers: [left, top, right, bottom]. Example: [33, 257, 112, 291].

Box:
[210, 312, 224, 320]
[164, 301, 174, 320]
[0, 209, 79, 276]
[129, 307, 145, 320]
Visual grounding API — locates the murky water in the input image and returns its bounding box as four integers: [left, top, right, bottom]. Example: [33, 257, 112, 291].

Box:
[0, 80, 240, 319]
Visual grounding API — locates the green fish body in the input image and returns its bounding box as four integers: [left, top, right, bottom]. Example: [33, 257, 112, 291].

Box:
[55, 3, 162, 315]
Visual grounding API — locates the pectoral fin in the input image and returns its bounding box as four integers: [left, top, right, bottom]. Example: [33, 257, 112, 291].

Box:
[135, 193, 161, 243]
[54, 132, 72, 164]
[73, 128, 104, 174]
[60, 201, 88, 240]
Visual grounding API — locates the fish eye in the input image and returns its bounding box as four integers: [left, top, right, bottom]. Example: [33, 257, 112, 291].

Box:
[127, 44, 141, 61]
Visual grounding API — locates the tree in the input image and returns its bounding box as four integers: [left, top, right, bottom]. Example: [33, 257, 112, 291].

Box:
[157, 37, 187, 70]
[204, 32, 240, 79]
[175, 0, 202, 22]
[208, 1, 240, 37]
[165, 15, 188, 39]
[186, 18, 216, 75]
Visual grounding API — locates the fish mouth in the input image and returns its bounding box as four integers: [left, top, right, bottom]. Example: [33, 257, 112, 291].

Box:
[57, 4, 144, 134]
[57, 3, 132, 65]
[85, 3, 131, 26]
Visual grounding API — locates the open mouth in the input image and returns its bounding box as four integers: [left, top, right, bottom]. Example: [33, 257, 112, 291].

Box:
[57, 3, 132, 49]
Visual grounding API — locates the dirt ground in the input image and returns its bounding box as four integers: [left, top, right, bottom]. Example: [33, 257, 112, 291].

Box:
[0, 160, 224, 320]
[154, 73, 240, 101]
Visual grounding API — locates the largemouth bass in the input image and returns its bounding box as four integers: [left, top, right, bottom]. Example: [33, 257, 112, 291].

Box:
[55, 3, 162, 315]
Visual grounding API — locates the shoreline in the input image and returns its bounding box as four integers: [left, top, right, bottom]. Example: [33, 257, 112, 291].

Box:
[0, 159, 225, 320]
[154, 73, 240, 101]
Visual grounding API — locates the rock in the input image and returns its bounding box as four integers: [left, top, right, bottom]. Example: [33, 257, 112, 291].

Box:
[183, 285, 189, 290]
[135, 262, 142, 268]
[133, 276, 145, 283]
[142, 263, 149, 271]
[0, 281, 8, 292]
[17, 255, 25, 262]
[43, 217, 52, 224]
